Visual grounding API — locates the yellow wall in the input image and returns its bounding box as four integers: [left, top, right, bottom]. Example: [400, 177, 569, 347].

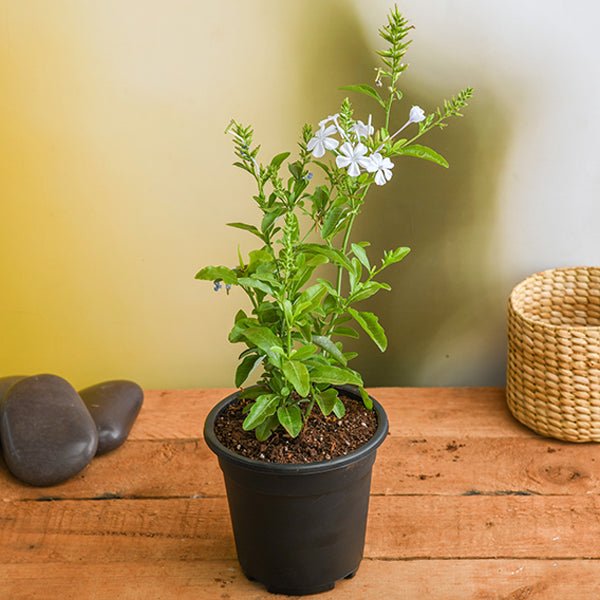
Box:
[0, 0, 372, 389]
[1, 1, 598, 389]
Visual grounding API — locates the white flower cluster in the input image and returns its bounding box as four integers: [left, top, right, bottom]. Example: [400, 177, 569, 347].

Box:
[307, 106, 426, 186]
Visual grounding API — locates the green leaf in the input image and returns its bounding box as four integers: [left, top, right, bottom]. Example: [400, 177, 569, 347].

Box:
[333, 398, 346, 419]
[397, 144, 449, 168]
[311, 186, 329, 214]
[302, 244, 353, 271]
[350, 281, 390, 303]
[390, 138, 407, 153]
[348, 308, 388, 352]
[288, 161, 303, 180]
[340, 84, 386, 108]
[261, 206, 283, 234]
[282, 299, 293, 323]
[382, 247, 411, 268]
[359, 386, 373, 410]
[241, 327, 283, 364]
[351, 243, 370, 270]
[294, 283, 328, 317]
[277, 405, 303, 438]
[235, 354, 264, 388]
[228, 317, 257, 343]
[306, 254, 329, 267]
[238, 385, 268, 400]
[255, 415, 279, 441]
[237, 277, 273, 295]
[270, 151, 290, 170]
[310, 365, 362, 386]
[226, 222, 263, 239]
[242, 394, 279, 430]
[254, 301, 280, 324]
[321, 205, 348, 239]
[282, 360, 310, 397]
[332, 326, 359, 339]
[291, 343, 317, 361]
[195, 266, 238, 285]
[233, 161, 253, 174]
[348, 257, 362, 292]
[312, 335, 347, 366]
[316, 387, 339, 416]
[247, 249, 273, 273]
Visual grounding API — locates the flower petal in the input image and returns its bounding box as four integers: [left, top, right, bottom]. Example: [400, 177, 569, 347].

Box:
[354, 143, 368, 157]
[409, 105, 426, 123]
[336, 155, 351, 168]
[323, 138, 339, 151]
[359, 156, 374, 171]
[339, 142, 354, 158]
[312, 143, 326, 158]
[374, 170, 386, 186]
[347, 162, 361, 177]
[368, 152, 383, 169]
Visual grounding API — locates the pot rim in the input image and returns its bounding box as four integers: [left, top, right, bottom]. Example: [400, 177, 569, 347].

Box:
[203, 384, 389, 475]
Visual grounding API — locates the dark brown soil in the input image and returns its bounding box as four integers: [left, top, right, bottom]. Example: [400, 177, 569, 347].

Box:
[213, 394, 378, 464]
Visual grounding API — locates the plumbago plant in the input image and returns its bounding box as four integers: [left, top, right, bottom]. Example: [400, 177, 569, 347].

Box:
[196, 6, 472, 441]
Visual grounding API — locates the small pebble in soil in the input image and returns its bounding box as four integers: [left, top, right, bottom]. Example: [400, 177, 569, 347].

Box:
[0, 374, 98, 486]
[79, 380, 143, 455]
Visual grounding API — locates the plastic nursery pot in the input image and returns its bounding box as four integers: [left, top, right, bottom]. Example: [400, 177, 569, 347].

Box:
[203, 385, 389, 596]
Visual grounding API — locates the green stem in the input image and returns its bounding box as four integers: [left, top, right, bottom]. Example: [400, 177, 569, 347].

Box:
[300, 221, 317, 244]
[336, 211, 357, 297]
[404, 113, 449, 147]
[304, 393, 316, 420]
[243, 288, 259, 312]
[384, 93, 394, 131]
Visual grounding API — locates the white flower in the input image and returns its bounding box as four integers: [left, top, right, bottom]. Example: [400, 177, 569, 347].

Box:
[335, 142, 370, 177]
[408, 105, 426, 123]
[307, 125, 339, 158]
[364, 152, 394, 186]
[351, 119, 374, 139]
[319, 113, 339, 128]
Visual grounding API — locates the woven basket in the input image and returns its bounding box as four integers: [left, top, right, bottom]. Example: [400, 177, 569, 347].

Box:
[507, 266, 600, 442]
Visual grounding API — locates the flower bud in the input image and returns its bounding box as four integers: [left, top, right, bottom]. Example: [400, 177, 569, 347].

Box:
[408, 105, 426, 123]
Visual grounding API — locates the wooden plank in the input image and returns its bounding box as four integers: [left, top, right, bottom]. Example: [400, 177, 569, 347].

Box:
[2, 495, 600, 563]
[134, 387, 522, 440]
[371, 435, 600, 497]
[3, 433, 597, 501]
[1, 559, 600, 600]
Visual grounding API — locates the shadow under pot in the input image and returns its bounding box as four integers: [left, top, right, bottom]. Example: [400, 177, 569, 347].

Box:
[203, 385, 388, 596]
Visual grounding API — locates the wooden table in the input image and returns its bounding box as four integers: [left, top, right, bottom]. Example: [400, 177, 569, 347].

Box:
[1, 388, 599, 599]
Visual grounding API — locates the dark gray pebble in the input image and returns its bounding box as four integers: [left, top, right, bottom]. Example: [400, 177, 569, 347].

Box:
[0, 376, 26, 403]
[0, 374, 98, 486]
[79, 380, 143, 455]
[0, 376, 26, 446]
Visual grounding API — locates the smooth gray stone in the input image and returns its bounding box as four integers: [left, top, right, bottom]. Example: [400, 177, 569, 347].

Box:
[0, 376, 26, 447]
[0, 376, 26, 407]
[79, 380, 143, 455]
[0, 374, 98, 486]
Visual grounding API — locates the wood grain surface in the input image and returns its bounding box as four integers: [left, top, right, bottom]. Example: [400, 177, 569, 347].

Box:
[2, 387, 599, 599]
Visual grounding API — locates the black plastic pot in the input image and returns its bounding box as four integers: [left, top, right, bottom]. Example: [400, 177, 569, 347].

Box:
[203, 385, 388, 595]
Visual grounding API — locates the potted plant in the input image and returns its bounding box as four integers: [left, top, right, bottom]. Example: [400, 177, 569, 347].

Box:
[198, 6, 471, 595]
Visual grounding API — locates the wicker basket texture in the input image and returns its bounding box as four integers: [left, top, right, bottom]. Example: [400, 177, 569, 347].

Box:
[507, 267, 600, 442]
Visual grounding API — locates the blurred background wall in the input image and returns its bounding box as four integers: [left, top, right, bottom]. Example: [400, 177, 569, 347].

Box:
[1, 0, 598, 389]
